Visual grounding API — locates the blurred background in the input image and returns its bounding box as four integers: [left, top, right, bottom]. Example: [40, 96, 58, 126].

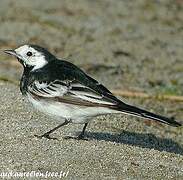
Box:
[0, 0, 182, 96]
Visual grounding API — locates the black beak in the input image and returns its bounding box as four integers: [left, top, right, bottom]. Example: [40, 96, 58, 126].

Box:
[4, 49, 22, 59]
[4, 49, 17, 56]
[4, 49, 25, 66]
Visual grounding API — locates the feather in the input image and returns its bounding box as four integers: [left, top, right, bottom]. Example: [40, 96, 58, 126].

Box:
[28, 80, 117, 106]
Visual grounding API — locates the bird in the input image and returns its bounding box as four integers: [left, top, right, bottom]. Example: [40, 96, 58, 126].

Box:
[4, 44, 181, 140]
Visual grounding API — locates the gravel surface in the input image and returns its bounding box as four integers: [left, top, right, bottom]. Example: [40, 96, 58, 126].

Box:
[0, 0, 182, 179]
[0, 82, 182, 179]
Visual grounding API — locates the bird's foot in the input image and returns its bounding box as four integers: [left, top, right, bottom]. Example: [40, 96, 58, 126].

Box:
[64, 134, 88, 141]
[34, 134, 58, 140]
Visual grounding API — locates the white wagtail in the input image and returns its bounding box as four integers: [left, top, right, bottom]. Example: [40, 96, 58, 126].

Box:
[4, 44, 181, 140]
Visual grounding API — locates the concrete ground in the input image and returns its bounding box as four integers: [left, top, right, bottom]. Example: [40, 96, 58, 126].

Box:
[0, 0, 182, 179]
[0, 83, 182, 179]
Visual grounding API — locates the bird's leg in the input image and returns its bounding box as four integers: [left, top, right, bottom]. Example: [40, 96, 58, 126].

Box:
[34, 121, 69, 140]
[77, 123, 88, 139]
[64, 123, 88, 140]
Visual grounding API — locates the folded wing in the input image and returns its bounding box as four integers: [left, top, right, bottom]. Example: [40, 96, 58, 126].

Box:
[28, 79, 118, 107]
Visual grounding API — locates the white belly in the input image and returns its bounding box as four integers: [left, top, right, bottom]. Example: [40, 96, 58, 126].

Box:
[27, 94, 119, 124]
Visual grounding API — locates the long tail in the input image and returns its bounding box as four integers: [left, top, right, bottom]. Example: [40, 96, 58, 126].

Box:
[114, 102, 181, 127]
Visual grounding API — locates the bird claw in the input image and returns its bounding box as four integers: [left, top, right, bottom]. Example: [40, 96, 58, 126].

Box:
[34, 134, 58, 140]
[63, 134, 88, 141]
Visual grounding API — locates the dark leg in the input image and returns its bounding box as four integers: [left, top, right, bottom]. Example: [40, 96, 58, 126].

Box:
[34, 121, 69, 140]
[64, 123, 88, 140]
[77, 123, 88, 139]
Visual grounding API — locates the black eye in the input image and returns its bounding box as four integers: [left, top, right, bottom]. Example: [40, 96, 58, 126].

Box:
[27, 51, 32, 56]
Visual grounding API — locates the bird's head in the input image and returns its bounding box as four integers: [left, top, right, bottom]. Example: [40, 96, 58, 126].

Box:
[4, 44, 55, 70]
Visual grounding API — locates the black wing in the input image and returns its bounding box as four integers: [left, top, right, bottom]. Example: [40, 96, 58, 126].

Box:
[29, 59, 121, 105]
[28, 79, 119, 107]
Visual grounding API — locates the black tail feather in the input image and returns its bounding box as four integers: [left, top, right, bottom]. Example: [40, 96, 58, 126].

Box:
[115, 103, 181, 127]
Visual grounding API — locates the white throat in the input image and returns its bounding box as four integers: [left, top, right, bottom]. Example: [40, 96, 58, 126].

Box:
[32, 57, 48, 71]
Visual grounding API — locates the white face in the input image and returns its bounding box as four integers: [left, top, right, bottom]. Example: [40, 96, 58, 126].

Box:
[14, 45, 48, 70]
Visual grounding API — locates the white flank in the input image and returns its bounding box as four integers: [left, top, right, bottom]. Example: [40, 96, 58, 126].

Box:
[27, 93, 119, 124]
